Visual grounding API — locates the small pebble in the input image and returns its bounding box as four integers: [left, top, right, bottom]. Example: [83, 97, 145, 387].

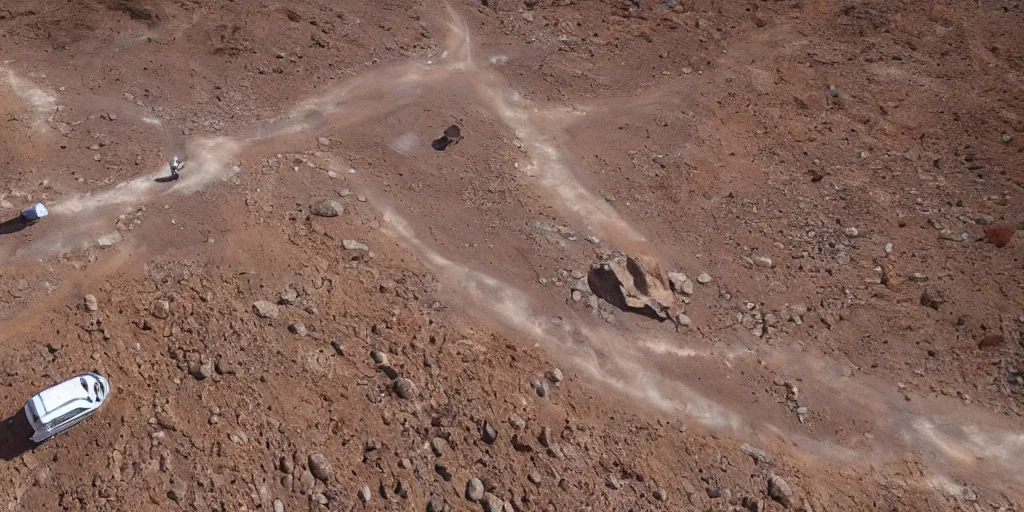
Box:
[427, 497, 446, 512]
[767, 474, 793, 507]
[696, 273, 712, 284]
[677, 313, 692, 327]
[529, 379, 547, 398]
[393, 378, 418, 399]
[481, 421, 498, 444]
[358, 486, 372, 503]
[605, 475, 622, 490]
[466, 478, 485, 502]
[508, 414, 527, 430]
[752, 256, 773, 268]
[538, 426, 552, 447]
[547, 368, 563, 383]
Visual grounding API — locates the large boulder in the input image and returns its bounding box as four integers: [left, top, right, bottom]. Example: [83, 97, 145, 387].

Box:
[589, 254, 675, 320]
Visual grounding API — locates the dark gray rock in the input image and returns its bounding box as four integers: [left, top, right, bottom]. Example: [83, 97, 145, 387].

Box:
[310, 199, 343, 218]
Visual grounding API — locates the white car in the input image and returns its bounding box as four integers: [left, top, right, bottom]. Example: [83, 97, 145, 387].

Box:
[24, 373, 110, 443]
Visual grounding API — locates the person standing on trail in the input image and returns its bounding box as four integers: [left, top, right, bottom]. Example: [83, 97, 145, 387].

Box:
[168, 156, 183, 180]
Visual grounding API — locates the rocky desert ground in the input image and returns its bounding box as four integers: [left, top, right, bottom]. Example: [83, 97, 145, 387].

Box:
[0, 0, 1022, 510]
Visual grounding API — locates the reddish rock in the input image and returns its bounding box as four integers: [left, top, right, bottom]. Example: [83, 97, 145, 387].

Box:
[984, 224, 1015, 248]
[929, 5, 954, 28]
[977, 334, 1005, 349]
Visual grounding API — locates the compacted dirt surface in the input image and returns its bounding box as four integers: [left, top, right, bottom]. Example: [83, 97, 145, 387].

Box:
[0, 0, 1023, 510]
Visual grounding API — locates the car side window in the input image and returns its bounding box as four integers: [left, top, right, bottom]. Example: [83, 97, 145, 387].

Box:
[48, 407, 88, 429]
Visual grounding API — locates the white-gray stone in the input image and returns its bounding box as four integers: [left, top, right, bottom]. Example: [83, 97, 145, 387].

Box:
[668, 272, 694, 295]
[97, 232, 122, 248]
[466, 478, 485, 502]
[343, 239, 369, 251]
[677, 313, 692, 327]
[767, 474, 793, 507]
[252, 301, 280, 319]
[308, 453, 333, 482]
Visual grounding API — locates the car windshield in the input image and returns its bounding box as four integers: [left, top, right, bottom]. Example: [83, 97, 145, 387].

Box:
[48, 407, 88, 431]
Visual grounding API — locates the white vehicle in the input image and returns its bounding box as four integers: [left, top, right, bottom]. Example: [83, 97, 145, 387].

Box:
[24, 373, 110, 443]
[19, 203, 48, 222]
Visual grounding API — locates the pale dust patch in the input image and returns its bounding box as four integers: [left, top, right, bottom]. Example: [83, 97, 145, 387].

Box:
[1, 67, 56, 132]
[387, 132, 419, 156]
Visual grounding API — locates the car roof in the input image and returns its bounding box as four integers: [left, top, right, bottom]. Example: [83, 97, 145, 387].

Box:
[32, 374, 103, 420]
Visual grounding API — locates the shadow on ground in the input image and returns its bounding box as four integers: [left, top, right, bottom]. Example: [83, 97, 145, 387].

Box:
[0, 409, 36, 461]
[0, 216, 31, 236]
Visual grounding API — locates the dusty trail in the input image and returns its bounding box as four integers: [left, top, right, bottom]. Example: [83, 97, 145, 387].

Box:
[2, 3, 1022, 500]
[373, 187, 1024, 498]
